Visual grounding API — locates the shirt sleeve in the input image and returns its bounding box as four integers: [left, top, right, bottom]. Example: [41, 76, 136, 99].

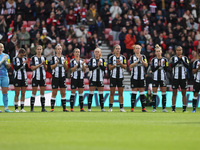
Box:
[30, 57, 35, 66]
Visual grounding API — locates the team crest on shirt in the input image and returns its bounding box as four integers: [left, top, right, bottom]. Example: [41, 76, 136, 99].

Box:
[53, 85, 55, 88]
[33, 83, 35, 86]
[111, 84, 113, 86]
[72, 85, 74, 88]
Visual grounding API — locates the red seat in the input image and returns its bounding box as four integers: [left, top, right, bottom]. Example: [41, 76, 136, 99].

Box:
[27, 21, 36, 27]
[26, 85, 32, 90]
[113, 40, 120, 46]
[46, 72, 52, 78]
[109, 41, 113, 46]
[27, 79, 32, 84]
[27, 72, 32, 79]
[27, 58, 31, 69]
[103, 79, 108, 85]
[85, 59, 90, 64]
[26, 27, 32, 32]
[105, 34, 109, 40]
[108, 35, 113, 41]
[9, 85, 15, 90]
[104, 86, 110, 91]
[67, 85, 71, 90]
[84, 78, 89, 85]
[23, 21, 27, 27]
[46, 78, 51, 85]
[84, 85, 89, 90]
[45, 85, 52, 90]
[66, 78, 71, 85]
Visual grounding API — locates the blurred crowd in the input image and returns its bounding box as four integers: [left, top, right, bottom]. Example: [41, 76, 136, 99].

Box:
[0, 0, 200, 84]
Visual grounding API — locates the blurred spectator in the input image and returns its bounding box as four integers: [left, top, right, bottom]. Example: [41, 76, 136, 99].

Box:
[183, 10, 194, 23]
[0, 15, 7, 37]
[55, 8, 66, 27]
[17, 27, 30, 48]
[189, 0, 197, 21]
[75, 25, 87, 43]
[124, 29, 136, 59]
[66, 25, 76, 38]
[144, 89, 153, 107]
[187, 18, 199, 32]
[110, 1, 122, 19]
[66, 9, 76, 29]
[6, 34, 18, 61]
[29, 25, 40, 43]
[47, 12, 60, 31]
[6, 0, 16, 19]
[43, 42, 55, 72]
[13, 14, 22, 32]
[16, 0, 26, 16]
[165, 33, 176, 50]
[78, 37, 87, 58]
[100, 0, 111, 10]
[145, 44, 154, 61]
[59, 26, 66, 40]
[95, 16, 105, 41]
[100, 4, 111, 28]
[80, 4, 87, 25]
[86, 4, 98, 34]
[119, 27, 127, 55]
[137, 30, 146, 53]
[111, 14, 121, 41]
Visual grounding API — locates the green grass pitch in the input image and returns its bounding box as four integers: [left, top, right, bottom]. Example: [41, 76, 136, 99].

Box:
[0, 106, 199, 150]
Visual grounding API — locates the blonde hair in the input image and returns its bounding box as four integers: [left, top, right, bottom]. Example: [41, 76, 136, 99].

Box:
[73, 48, 80, 53]
[55, 44, 62, 50]
[155, 44, 162, 51]
[94, 47, 101, 57]
[0, 43, 4, 51]
[36, 45, 42, 50]
[132, 44, 142, 50]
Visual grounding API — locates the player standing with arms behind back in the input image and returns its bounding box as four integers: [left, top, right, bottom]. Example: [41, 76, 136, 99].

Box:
[30, 45, 48, 112]
[170, 46, 189, 112]
[151, 45, 168, 112]
[108, 45, 127, 112]
[192, 50, 200, 113]
[88, 48, 106, 112]
[13, 48, 28, 112]
[70, 48, 86, 112]
[0, 43, 12, 112]
[50, 45, 69, 112]
[129, 45, 148, 112]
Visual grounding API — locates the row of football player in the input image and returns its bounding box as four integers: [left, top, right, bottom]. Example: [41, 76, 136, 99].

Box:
[0, 43, 199, 113]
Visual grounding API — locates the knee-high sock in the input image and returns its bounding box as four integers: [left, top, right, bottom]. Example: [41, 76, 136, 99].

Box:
[30, 95, 35, 110]
[79, 93, 83, 109]
[61, 98, 66, 110]
[140, 92, 145, 109]
[152, 93, 157, 109]
[40, 95, 45, 109]
[99, 91, 104, 109]
[51, 98, 56, 109]
[162, 94, 166, 109]
[70, 93, 75, 109]
[193, 97, 197, 110]
[131, 91, 137, 109]
[88, 91, 94, 109]
[3, 93, 8, 109]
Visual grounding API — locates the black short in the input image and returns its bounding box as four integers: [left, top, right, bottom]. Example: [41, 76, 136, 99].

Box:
[89, 80, 104, 87]
[52, 77, 66, 89]
[14, 79, 28, 87]
[71, 78, 84, 89]
[32, 79, 46, 87]
[131, 79, 146, 88]
[110, 78, 124, 87]
[172, 79, 187, 89]
[152, 80, 166, 87]
[193, 82, 200, 93]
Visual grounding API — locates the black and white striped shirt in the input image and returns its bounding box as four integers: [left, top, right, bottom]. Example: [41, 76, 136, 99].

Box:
[193, 60, 200, 83]
[13, 56, 27, 80]
[70, 58, 85, 79]
[30, 55, 47, 80]
[151, 57, 168, 81]
[108, 55, 126, 79]
[50, 56, 66, 78]
[170, 55, 189, 80]
[129, 55, 147, 80]
[88, 58, 106, 82]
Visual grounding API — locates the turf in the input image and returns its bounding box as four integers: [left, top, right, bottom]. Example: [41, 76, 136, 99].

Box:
[0, 106, 199, 150]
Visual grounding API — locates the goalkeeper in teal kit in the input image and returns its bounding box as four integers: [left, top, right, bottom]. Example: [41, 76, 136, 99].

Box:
[0, 43, 13, 112]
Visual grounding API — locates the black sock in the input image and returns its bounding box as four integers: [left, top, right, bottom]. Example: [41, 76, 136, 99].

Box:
[140, 94, 145, 109]
[51, 99, 56, 109]
[172, 105, 175, 111]
[162, 94, 166, 109]
[153, 94, 157, 109]
[40, 96, 45, 109]
[183, 105, 187, 111]
[109, 103, 113, 108]
[14, 102, 18, 110]
[21, 101, 24, 110]
[61, 98, 66, 110]
[99, 94, 104, 109]
[79, 95, 83, 109]
[70, 94, 75, 109]
[131, 93, 136, 109]
[193, 98, 197, 110]
[120, 104, 123, 109]
[88, 94, 93, 109]
[30, 96, 35, 110]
